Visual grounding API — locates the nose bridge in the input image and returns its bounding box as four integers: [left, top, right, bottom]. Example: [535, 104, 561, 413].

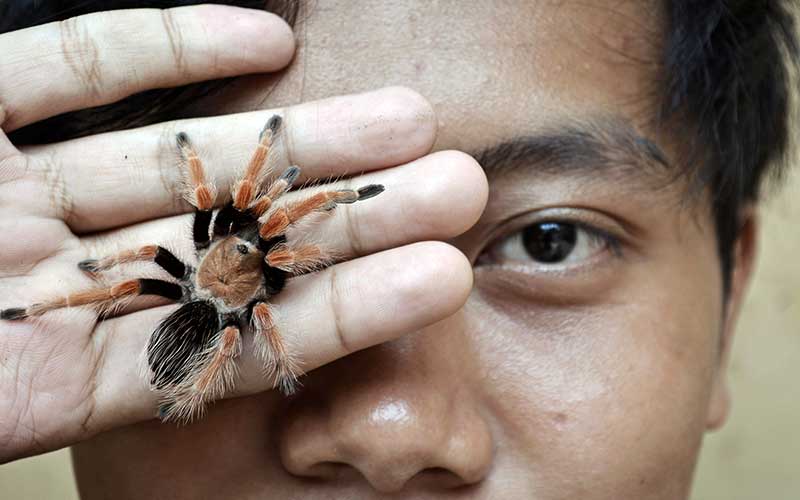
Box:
[278, 329, 493, 492]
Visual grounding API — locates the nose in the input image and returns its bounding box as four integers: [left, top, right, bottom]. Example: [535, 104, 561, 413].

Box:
[278, 342, 494, 493]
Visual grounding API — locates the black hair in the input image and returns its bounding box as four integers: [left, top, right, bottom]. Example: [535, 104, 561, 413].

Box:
[661, 1, 798, 292]
[1, 0, 796, 292]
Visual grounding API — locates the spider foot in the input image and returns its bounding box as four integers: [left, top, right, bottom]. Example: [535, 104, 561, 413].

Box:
[251, 302, 303, 395]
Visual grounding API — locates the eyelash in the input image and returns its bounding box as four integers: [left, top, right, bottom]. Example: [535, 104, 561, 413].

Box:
[476, 216, 624, 270]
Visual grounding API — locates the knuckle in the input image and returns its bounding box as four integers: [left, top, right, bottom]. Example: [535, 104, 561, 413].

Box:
[274, 108, 294, 167]
[58, 16, 104, 98]
[78, 328, 107, 437]
[327, 266, 353, 355]
[34, 154, 75, 224]
[343, 196, 365, 257]
[156, 123, 187, 213]
[160, 9, 190, 79]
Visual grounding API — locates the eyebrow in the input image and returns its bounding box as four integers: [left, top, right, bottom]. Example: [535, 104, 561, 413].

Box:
[473, 117, 671, 186]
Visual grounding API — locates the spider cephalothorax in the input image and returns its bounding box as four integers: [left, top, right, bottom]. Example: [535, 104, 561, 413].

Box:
[0, 116, 383, 422]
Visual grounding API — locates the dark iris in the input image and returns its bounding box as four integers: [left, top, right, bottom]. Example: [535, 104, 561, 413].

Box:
[521, 222, 577, 263]
[236, 244, 249, 255]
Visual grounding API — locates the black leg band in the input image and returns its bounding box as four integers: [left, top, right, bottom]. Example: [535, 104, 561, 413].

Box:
[1, 308, 28, 320]
[138, 279, 183, 301]
[258, 234, 287, 253]
[213, 203, 238, 236]
[214, 202, 258, 237]
[261, 261, 288, 296]
[194, 209, 213, 249]
[154, 247, 187, 280]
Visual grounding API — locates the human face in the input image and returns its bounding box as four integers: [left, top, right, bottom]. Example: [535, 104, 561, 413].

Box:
[72, 1, 754, 498]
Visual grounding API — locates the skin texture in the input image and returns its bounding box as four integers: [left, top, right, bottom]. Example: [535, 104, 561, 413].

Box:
[0, 0, 757, 498]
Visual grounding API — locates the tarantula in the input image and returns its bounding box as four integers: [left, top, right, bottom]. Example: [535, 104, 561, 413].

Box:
[0, 116, 383, 422]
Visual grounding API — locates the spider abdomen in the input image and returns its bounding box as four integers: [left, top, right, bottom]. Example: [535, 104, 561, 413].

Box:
[147, 301, 220, 388]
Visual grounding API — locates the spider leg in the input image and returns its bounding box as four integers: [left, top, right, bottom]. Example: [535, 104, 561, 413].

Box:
[213, 116, 295, 238]
[232, 115, 282, 211]
[0, 279, 183, 320]
[78, 245, 187, 280]
[249, 165, 300, 218]
[251, 302, 302, 395]
[176, 132, 216, 250]
[212, 164, 298, 238]
[265, 243, 332, 275]
[257, 184, 385, 243]
[161, 324, 242, 423]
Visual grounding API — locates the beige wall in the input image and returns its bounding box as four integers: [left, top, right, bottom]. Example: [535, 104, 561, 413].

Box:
[691, 167, 800, 500]
[0, 169, 798, 500]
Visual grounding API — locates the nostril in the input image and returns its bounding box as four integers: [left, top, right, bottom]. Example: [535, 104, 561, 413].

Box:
[301, 461, 354, 481]
[413, 467, 477, 490]
[279, 388, 494, 493]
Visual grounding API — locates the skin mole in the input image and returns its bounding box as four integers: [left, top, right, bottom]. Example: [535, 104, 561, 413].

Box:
[196, 236, 265, 308]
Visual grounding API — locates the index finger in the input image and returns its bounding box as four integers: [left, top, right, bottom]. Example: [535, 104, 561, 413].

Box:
[0, 5, 295, 131]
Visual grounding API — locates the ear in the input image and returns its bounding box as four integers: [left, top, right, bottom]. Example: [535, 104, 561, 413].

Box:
[706, 207, 759, 430]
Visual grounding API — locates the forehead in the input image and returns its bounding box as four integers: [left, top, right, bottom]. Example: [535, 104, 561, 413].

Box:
[262, 0, 664, 152]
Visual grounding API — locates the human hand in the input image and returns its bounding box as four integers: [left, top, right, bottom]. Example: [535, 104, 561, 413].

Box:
[0, 5, 487, 462]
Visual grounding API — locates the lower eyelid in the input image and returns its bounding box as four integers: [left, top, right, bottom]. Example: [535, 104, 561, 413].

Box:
[473, 259, 624, 305]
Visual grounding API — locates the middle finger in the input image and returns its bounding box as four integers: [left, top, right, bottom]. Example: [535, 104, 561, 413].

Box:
[79, 150, 489, 264]
[21, 86, 436, 232]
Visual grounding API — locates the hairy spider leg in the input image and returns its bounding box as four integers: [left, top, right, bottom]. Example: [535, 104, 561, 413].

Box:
[212, 165, 299, 238]
[0, 279, 183, 320]
[257, 184, 385, 242]
[214, 117, 296, 238]
[264, 243, 332, 275]
[248, 184, 385, 389]
[162, 324, 243, 423]
[176, 132, 216, 250]
[251, 302, 301, 395]
[249, 165, 301, 218]
[77, 245, 188, 280]
[232, 115, 282, 211]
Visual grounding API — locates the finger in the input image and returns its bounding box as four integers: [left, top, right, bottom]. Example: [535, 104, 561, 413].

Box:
[0, 5, 295, 131]
[86, 242, 473, 430]
[22, 87, 437, 232]
[79, 150, 488, 262]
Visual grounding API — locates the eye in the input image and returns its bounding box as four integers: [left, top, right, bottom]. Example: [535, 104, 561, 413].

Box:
[520, 222, 577, 263]
[480, 220, 621, 267]
[236, 244, 249, 255]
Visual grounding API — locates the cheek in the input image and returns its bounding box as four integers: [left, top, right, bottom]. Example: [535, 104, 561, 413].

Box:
[468, 260, 722, 496]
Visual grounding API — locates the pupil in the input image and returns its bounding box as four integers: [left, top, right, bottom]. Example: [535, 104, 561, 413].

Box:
[236, 244, 249, 255]
[521, 222, 577, 263]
